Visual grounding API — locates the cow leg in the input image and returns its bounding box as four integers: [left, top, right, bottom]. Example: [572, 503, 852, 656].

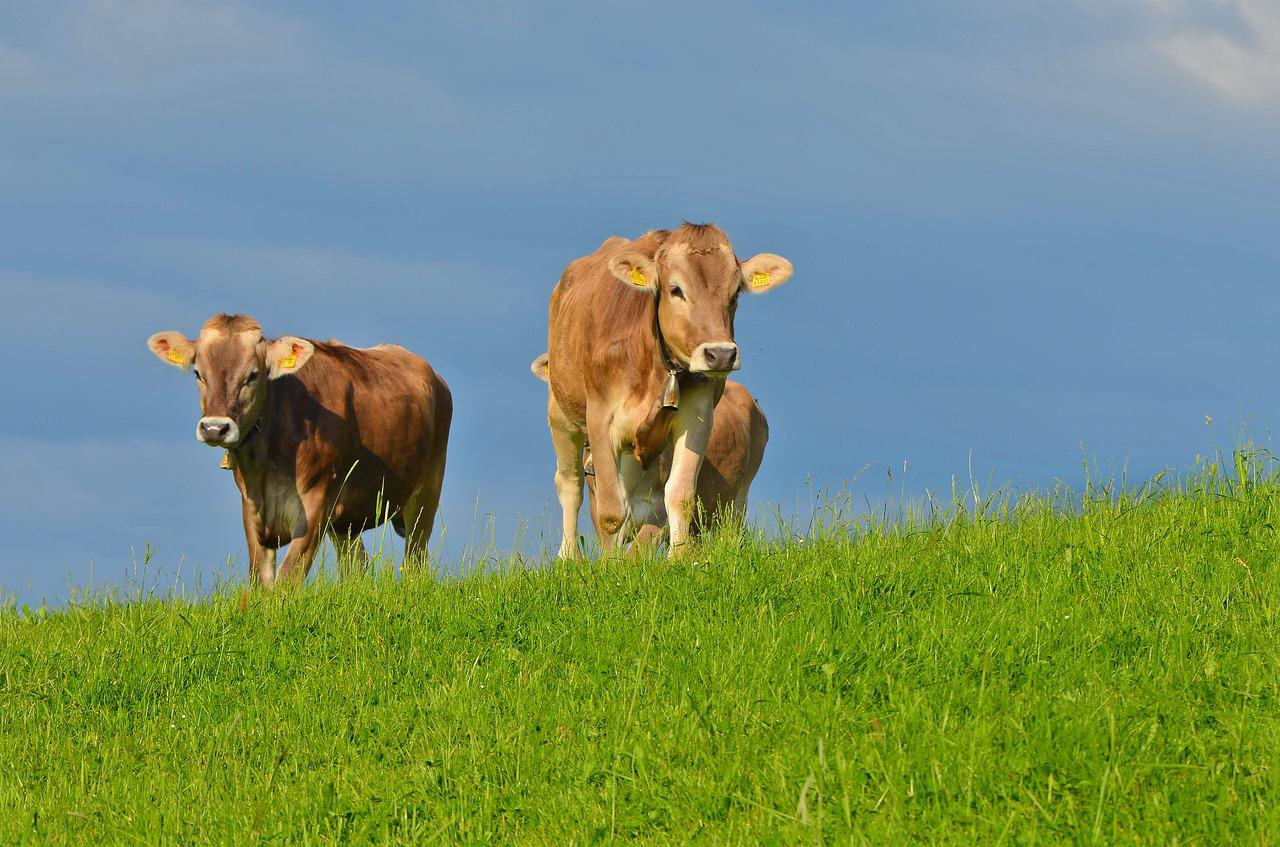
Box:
[690, 496, 719, 539]
[242, 502, 277, 588]
[627, 457, 671, 549]
[549, 401, 586, 558]
[586, 414, 628, 554]
[618, 459, 666, 556]
[277, 531, 323, 585]
[730, 491, 750, 529]
[275, 490, 329, 585]
[665, 385, 717, 556]
[585, 453, 601, 547]
[248, 538, 277, 589]
[329, 528, 369, 577]
[403, 450, 447, 567]
[633, 522, 665, 555]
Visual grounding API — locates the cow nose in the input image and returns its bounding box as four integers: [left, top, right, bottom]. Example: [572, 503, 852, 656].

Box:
[199, 419, 231, 443]
[702, 344, 739, 373]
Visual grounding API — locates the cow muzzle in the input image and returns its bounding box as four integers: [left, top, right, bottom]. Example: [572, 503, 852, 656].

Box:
[689, 342, 741, 377]
[197, 416, 240, 447]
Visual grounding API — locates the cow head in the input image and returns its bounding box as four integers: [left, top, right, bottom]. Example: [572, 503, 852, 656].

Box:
[609, 223, 791, 377]
[147, 314, 315, 448]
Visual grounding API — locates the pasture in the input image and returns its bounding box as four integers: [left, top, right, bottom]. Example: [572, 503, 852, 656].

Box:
[3, 455, 1279, 844]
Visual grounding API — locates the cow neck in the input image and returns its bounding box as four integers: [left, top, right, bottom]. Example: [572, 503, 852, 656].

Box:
[651, 298, 685, 411]
[230, 403, 269, 465]
[225, 388, 287, 500]
[649, 296, 710, 412]
[622, 296, 704, 468]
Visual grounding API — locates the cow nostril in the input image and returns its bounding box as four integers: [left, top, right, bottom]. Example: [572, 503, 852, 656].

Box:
[200, 420, 232, 440]
[709, 346, 736, 368]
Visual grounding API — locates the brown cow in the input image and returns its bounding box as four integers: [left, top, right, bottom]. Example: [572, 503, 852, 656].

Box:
[147, 314, 451, 586]
[532, 354, 768, 550]
[545, 223, 791, 557]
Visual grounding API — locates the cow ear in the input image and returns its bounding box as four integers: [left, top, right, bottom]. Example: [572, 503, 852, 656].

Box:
[148, 331, 195, 371]
[265, 336, 315, 379]
[530, 353, 550, 383]
[739, 253, 793, 293]
[609, 251, 659, 291]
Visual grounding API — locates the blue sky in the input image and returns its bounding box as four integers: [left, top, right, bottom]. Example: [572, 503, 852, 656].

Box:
[2, 1, 1278, 602]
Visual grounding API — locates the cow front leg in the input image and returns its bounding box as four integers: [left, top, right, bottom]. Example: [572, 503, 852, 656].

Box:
[242, 502, 277, 588]
[586, 414, 628, 554]
[276, 530, 323, 585]
[665, 386, 716, 556]
[275, 490, 330, 585]
[247, 538, 277, 589]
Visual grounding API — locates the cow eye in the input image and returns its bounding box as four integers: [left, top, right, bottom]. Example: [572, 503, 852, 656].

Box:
[192, 367, 203, 382]
[245, 370, 259, 385]
[669, 285, 686, 301]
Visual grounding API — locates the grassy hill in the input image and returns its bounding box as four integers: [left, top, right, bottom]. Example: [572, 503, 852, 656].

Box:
[4, 456, 1280, 844]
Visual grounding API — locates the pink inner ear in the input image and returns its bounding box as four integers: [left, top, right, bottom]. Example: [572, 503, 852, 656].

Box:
[156, 339, 170, 351]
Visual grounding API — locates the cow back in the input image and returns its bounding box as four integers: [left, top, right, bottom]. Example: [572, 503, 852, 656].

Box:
[262, 341, 451, 520]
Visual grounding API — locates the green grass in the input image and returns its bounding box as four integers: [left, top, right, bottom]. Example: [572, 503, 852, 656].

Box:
[4, 454, 1280, 844]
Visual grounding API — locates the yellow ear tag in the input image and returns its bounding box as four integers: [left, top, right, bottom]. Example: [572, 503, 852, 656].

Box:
[166, 350, 185, 365]
[750, 272, 771, 289]
[628, 267, 648, 287]
[281, 353, 296, 369]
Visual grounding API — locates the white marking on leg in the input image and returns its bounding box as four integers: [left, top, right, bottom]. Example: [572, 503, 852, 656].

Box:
[665, 383, 716, 553]
[257, 547, 277, 587]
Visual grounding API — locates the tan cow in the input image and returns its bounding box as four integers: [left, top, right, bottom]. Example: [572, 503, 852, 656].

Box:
[532, 354, 768, 550]
[148, 314, 451, 586]
[544, 223, 791, 556]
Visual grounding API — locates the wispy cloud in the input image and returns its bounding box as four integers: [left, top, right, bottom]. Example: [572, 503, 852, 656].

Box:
[1142, 0, 1280, 104]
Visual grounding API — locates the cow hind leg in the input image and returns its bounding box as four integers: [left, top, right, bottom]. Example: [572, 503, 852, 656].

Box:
[329, 527, 370, 578]
[549, 403, 586, 559]
[731, 491, 750, 529]
[403, 451, 447, 568]
[632, 522, 665, 555]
